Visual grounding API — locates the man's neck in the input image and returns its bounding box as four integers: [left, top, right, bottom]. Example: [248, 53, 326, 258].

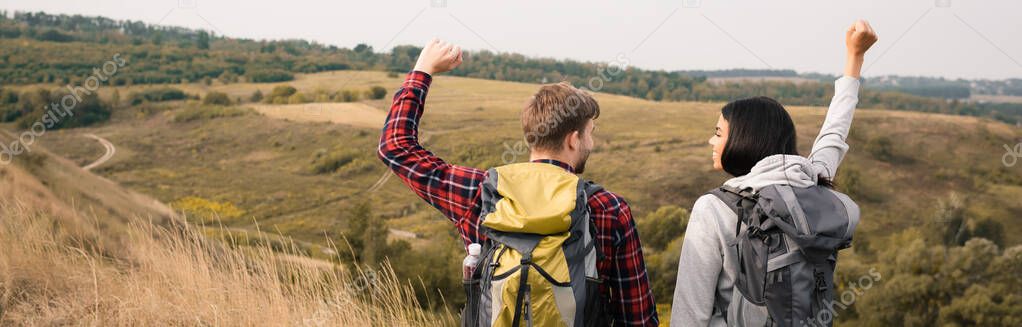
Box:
[529, 152, 572, 165]
[529, 152, 576, 172]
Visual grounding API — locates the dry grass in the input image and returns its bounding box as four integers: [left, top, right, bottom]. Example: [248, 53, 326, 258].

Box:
[0, 202, 454, 326]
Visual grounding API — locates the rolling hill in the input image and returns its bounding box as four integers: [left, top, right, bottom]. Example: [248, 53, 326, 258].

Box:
[0, 128, 450, 326]
[6, 69, 1020, 324]
[15, 70, 1018, 245]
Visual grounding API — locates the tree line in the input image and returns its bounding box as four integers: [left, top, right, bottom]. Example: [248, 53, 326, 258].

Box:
[1, 11, 1020, 125]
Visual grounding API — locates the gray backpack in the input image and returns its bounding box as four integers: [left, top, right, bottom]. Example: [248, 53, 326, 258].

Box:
[709, 184, 859, 327]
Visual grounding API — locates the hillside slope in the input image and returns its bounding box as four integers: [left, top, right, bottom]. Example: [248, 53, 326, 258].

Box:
[26, 70, 1022, 248]
[0, 130, 177, 232]
[0, 130, 451, 326]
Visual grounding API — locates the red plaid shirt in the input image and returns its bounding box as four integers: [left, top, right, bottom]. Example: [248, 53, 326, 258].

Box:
[377, 71, 658, 326]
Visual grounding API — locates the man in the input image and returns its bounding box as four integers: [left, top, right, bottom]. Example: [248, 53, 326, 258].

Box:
[377, 38, 659, 326]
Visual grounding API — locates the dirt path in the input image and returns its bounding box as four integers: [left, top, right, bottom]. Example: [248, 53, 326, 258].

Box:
[82, 134, 115, 171]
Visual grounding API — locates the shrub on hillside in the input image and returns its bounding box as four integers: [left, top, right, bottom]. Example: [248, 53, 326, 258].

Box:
[173, 106, 252, 123]
[202, 91, 233, 106]
[366, 86, 388, 100]
[171, 196, 244, 222]
[246, 69, 294, 83]
[308, 149, 360, 175]
[249, 90, 263, 102]
[0, 88, 20, 122]
[288, 92, 309, 104]
[5, 88, 111, 129]
[636, 205, 689, 251]
[338, 89, 360, 102]
[264, 85, 297, 104]
[129, 87, 188, 105]
[35, 29, 73, 42]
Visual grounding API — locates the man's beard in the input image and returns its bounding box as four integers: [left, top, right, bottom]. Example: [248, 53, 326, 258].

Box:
[575, 147, 591, 174]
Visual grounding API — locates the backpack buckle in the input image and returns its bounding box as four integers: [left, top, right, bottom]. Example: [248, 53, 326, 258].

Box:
[814, 271, 827, 291]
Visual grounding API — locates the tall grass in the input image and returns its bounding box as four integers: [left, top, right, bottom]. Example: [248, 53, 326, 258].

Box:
[0, 203, 454, 326]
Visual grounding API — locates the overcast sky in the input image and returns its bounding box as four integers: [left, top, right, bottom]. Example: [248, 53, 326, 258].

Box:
[2, 0, 1020, 80]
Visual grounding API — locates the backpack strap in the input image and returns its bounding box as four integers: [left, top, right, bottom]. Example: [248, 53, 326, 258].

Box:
[582, 180, 606, 262]
[511, 253, 533, 327]
[708, 185, 758, 237]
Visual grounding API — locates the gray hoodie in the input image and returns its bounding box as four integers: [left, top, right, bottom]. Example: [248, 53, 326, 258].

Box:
[670, 77, 861, 327]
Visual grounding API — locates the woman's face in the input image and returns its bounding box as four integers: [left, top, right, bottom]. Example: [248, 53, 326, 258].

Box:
[709, 114, 728, 171]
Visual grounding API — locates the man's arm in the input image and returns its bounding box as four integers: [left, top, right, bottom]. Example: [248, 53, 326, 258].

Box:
[377, 40, 486, 242]
[591, 192, 659, 326]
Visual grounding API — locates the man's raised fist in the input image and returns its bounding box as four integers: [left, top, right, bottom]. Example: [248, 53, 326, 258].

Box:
[413, 38, 463, 76]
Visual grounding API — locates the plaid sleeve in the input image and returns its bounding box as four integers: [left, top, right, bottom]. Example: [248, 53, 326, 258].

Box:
[590, 191, 659, 327]
[377, 71, 486, 244]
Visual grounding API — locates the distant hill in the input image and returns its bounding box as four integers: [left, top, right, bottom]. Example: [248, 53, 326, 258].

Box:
[1, 11, 1021, 124]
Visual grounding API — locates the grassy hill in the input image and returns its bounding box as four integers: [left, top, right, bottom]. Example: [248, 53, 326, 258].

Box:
[0, 130, 451, 326]
[19, 70, 1021, 246]
[4, 69, 1018, 324]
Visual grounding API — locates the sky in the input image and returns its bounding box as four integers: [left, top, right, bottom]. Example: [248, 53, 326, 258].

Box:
[2, 0, 1020, 80]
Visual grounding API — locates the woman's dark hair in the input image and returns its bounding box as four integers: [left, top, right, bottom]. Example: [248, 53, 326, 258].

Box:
[720, 96, 833, 187]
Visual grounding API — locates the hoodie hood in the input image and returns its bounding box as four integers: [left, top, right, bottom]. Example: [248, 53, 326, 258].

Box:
[723, 154, 822, 192]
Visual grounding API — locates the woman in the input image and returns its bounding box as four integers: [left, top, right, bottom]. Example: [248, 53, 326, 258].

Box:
[670, 20, 878, 326]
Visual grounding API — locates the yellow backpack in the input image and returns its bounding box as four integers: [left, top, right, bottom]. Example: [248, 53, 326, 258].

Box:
[461, 163, 609, 327]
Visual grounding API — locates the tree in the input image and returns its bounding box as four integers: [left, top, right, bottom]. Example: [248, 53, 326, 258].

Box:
[637, 205, 689, 251]
[345, 202, 388, 266]
[196, 31, 209, 50]
[14, 89, 110, 130]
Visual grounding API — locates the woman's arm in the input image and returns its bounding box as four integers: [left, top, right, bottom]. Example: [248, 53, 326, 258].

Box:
[808, 20, 878, 179]
[671, 196, 725, 326]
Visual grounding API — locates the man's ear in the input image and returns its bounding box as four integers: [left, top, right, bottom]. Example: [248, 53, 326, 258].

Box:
[564, 130, 580, 151]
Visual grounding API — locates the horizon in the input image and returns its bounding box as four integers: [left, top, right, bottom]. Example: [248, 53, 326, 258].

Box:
[1, 0, 1020, 81]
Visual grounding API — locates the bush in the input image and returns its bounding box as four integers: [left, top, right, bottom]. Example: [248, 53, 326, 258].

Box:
[10, 88, 111, 129]
[636, 205, 689, 251]
[0, 88, 20, 122]
[309, 149, 361, 174]
[35, 29, 73, 42]
[129, 87, 187, 105]
[171, 196, 244, 222]
[173, 106, 252, 123]
[288, 92, 309, 104]
[246, 69, 294, 83]
[264, 85, 296, 104]
[367, 86, 388, 100]
[249, 90, 263, 102]
[338, 89, 360, 102]
[202, 91, 233, 106]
